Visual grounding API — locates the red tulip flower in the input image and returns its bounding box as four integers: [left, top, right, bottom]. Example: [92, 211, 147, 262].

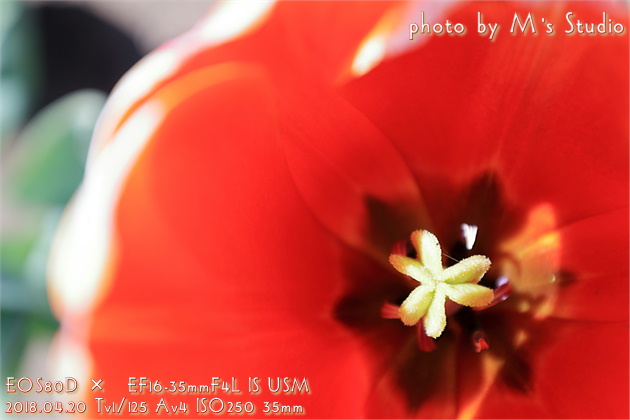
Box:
[48, 1, 628, 418]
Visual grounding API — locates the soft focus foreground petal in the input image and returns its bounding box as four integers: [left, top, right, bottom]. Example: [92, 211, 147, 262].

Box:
[83, 1, 242, 146]
[91, 1, 405, 157]
[48, 91, 166, 317]
[341, 1, 628, 233]
[53, 64, 382, 417]
[91, 1, 425, 264]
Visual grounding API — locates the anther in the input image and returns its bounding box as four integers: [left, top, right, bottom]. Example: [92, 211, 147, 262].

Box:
[472, 330, 490, 352]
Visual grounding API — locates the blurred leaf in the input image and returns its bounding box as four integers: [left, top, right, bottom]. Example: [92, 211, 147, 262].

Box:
[1, 0, 42, 142]
[1, 275, 57, 321]
[0, 312, 28, 378]
[0, 233, 38, 279]
[6, 89, 106, 205]
[1, 212, 60, 381]
[23, 209, 63, 302]
[1, 276, 37, 313]
[1, 209, 63, 339]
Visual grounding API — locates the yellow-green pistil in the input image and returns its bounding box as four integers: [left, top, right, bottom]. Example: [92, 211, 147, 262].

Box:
[389, 230, 494, 338]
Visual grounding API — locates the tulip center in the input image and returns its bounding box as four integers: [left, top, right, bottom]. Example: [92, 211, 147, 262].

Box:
[336, 174, 562, 410]
[383, 226, 510, 352]
[389, 229, 494, 336]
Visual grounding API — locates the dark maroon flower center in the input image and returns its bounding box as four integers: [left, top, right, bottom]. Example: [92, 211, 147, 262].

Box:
[334, 171, 569, 412]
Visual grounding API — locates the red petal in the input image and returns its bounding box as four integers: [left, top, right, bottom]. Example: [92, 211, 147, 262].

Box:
[341, 1, 628, 416]
[92, 1, 404, 155]
[472, 319, 628, 418]
[93, 2, 427, 265]
[553, 208, 629, 321]
[79, 64, 377, 417]
[280, 80, 427, 263]
[342, 2, 628, 226]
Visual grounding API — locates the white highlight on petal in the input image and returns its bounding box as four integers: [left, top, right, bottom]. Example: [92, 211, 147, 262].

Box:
[352, 35, 387, 77]
[49, 333, 92, 398]
[49, 102, 164, 316]
[351, 4, 408, 77]
[461, 223, 478, 250]
[352, 1, 461, 78]
[89, 50, 178, 163]
[90, 1, 275, 161]
[112, 52, 178, 116]
[197, 0, 276, 45]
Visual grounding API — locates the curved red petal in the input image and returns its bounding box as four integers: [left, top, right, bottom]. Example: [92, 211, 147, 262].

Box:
[552, 208, 629, 321]
[471, 318, 628, 418]
[342, 1, 628, 225]
[92, 1, 404, 155]
[280, 80, 428, 264]
[78, 64, 379, 417]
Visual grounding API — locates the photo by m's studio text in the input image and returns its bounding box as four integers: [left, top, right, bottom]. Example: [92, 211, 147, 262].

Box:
[410, 11, 626, 41]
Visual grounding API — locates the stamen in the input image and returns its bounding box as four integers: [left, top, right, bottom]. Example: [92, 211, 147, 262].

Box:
[474, 276, 512, 311]
[389, 230, 494, 338]
[417, 324, 437, 352]
[381, 302, 402, 319]
[391, 239, 410, 257]
[472, 330, 490, 352]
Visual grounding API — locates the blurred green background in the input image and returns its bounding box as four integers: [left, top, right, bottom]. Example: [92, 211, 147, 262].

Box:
[1, 0, 209, 389]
